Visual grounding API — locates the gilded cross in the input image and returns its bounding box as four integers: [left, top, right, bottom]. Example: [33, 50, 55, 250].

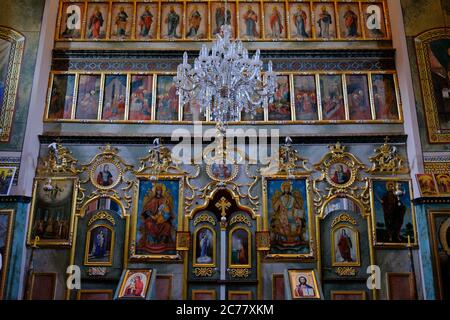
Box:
[216, 197, 231, 217]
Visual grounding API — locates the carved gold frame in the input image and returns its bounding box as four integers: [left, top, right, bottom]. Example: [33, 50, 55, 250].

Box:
[28, 272, 57, 300]
[0, 209, 14, 300]
[55, 0, 392, 43]
[43, 70, 403, 125]
[83, 223, 115, 266]
[192, 224, 217, 268]
[369, 178, 418, 248]
[0, 26, 24, 142]
[261, 174, 315, 260]
[27, 176, 79, 247]
[415, 28, 450, 143]
[117, 269, 152, 299]
[315, 196, 377, 299]
[129, 174, 184, 261]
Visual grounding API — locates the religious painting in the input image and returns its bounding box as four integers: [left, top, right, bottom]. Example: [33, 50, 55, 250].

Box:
[272, 274, 285, 300]
[27, 177, 77, 246]
[331, 225, 360, 267]
[211, 2, 237, 38]
[288, 2, 312, 40]
[263, 3, 287, 40]
[268, 75, 291, 121]
[228, 291, 252, 300]
[416, 174, 438, 197]
[337, 3, 361, 39]
[0, 210, 14, 300]
[59, 2, 84, 39]
[84, 224, 115, 266]
[132, 177, 182, 259]
[346, 74, 372, 120]
[372, 73, 400, 120]
[320, 74, 345, 120]
[183, 99, 206, 122]
[85, 3, 108, 39]
[117, 269, 152, 299]
[185, 3, 208, 40]
[293, 75, 318, 121]
[331, 291, 366, 300]
[192, 290, 216, 300]
[0, 28, 24, 142]
[435, 173, 450, 195]
[206, 162, 238, 182]
[129, 74, 153, 121]
[75, 74, 101, 120]
[428, 211, 450, 300]
[102, 75, 127, 121]
[241, 105, 264, 121]
[136, 3, 158, 40]
[90, 160, 122, 190]
[362, 3, 387, 39]
[370, 179, 417, 247]
[229, 227, 251, 268]
[47, 74, 75, 120]
[110, 3, 134, 40]
[265, 177, 312, 258]
[160, 3, 183, 40]
[415, 30, 450, 143]
[313, 3, 336, 39]
[0, 167, 16, 196]
[288, 269, 321, 299]
[238, 2, 261, 40]
[156, 75, 179, 121]
[193, 226, 216, 267]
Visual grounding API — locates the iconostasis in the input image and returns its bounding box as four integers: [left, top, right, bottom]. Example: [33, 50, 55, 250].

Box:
[2, 0, 445, 302]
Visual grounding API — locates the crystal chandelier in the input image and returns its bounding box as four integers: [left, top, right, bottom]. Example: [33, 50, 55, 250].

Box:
[174, 23, 277, 127]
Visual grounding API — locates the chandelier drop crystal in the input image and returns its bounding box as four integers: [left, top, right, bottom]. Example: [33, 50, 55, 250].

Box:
[174, 24, 277, 126]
